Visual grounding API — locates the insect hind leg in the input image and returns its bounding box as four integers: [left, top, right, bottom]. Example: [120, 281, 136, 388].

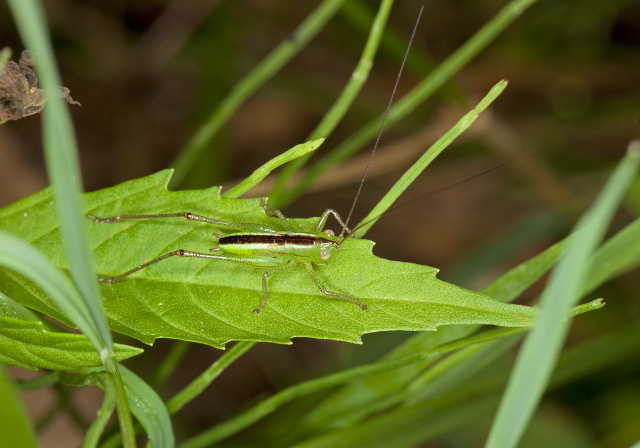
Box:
[98, 250, 268, 283]
[98, 249, 205, 283]
[88, 211, 279, 233]
[87, 212, 243, 230]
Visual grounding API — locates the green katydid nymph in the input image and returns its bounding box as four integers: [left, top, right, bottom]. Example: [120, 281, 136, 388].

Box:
[87, 200, 366, 314]
[89, 9, 426, 314]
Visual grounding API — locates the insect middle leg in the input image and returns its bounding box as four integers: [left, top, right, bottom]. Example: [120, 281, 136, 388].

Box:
[300, 261, 368, 311]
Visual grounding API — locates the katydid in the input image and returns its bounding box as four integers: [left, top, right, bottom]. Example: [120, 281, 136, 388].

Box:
[89, 9, 425, 314]
[88, 200, 366, 314]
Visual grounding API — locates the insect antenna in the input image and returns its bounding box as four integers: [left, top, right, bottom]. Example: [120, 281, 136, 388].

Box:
[339, 161, 509, 244]
[338, 6, 424, 239]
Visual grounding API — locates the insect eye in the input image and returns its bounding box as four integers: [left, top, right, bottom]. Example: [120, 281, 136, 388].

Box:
[320, 249, 331, 260]
[323, 229, 335, 237]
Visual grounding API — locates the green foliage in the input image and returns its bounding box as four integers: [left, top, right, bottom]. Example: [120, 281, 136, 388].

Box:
[2, 0, 638, 447]
[0, 315, 141, 371]
[119, 366, 174, 448]
[0, 170, 537, 349]
[487, 145, 640, 448]
[0, 365, 37, 448]
[0, 292, 140, 372]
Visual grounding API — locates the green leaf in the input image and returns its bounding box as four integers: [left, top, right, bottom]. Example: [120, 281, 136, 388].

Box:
[0, 229, 108, 354]
[0, 170, 538, 348]
[0, 312, 142, 371]
[0, 291, 43, 323]
[119, 366, 174, 448]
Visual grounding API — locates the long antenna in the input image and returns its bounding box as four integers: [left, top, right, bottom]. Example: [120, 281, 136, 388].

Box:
[345, 161, 508, 239]
[338, 6, 424, 238]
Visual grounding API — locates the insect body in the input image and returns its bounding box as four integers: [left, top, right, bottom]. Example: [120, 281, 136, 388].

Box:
[88, 200, 367, 314]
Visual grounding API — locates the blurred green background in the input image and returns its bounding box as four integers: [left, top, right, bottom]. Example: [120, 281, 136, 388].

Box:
[1, 1, 639, 447]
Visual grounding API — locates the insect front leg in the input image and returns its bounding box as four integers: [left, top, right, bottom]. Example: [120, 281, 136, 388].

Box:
[301, 261, 368, 311]
[314, 209, 352, 235]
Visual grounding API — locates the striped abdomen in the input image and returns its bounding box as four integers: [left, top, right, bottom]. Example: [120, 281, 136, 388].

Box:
[219, 233, 336, 257]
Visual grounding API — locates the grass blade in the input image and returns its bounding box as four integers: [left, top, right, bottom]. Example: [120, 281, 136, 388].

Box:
[485, 141, 640, 448]
[355, 79, 508, 237]
[270, 0, 395, 204]
[7, 0, 135, 444]
[0, 365, 37, 448]
[281, 0, 539, 205]
[169, 0, 345, 187]
[223, 139, 324, 198]
[119, 366, 174, 448]
[6, 0, 109, 349]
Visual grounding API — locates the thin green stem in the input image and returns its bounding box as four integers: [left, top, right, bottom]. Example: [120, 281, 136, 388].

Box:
[99, 341, 256, 448]
[84, 374, 117, 448]
[279, 0, 539, 206]
[169, 0, 345, 188]
[105, 358, 136, 448]
[179, 327, 527, 448]
[223, 139, 324, 198]
[16, 371, 60, 390]
[270, 0, 395, 205]
[340, 0, 463, 103]
[354, 80, 508, 237]
[167, 341, 255, 414]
